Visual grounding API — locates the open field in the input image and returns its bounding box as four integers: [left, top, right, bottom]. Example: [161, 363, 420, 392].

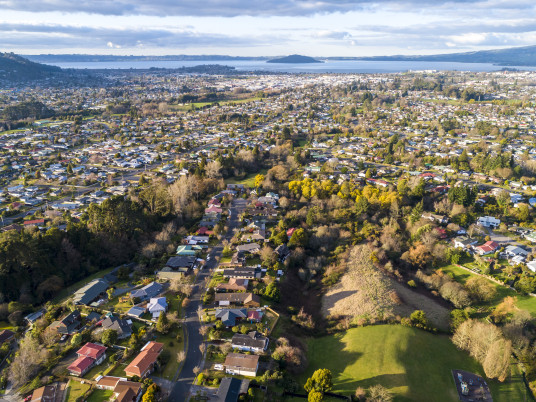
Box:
[170, 97, 262, 111]
[224, 168, 268, 188]
[300, 325, 528, 402]
[440, 265, 536, 315]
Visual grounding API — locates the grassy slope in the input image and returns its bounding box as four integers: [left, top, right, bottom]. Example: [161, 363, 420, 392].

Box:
[301, 325, 526, 402]
[440, 265, 536, 315]
[224, 168, 268, 188]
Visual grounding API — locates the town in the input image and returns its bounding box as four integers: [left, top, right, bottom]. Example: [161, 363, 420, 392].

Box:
[2, 67, 536, 402]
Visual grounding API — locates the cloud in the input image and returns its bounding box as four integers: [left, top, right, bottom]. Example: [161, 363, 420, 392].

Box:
[0, 22, 273, 49]
[0, 0, 491, 17]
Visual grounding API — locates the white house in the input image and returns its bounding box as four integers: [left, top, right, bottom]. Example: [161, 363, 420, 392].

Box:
[477, 216, 501, 229]
[147, 297, 168, 320]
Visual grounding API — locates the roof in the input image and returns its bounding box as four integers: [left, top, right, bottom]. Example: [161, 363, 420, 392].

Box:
[77, 342, 107, 359]
[96, 376, 122, 388]
[215, 293, 260, 305]
[130, 282, 163, 300]
[31, 385, 57, 402]
[236, 243, 261, 253]
[147, 297, 167, 312]
[125, 341, 164, 377]
[73, 278, 108, 305]
[68, 355, 94, 374]
[476, 241, 499, 253]
[0, 329, 15, 343]
[102, 316, 132, 336]
[231, 332, 268, 350]
[114, 381, 142, 402]
[127, 306, 146, 317]
[224, 353, 259, 371]
[214, 377, 243, 402]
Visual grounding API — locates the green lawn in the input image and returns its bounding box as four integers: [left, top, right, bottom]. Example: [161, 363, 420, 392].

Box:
[300, 325, 527, 402]
[0, 321, 14, 331]
[86, 389, 113, 402]
[224, 169, 268, 188]
[65, 380, 91, 402]
[440, 265, 536, 315]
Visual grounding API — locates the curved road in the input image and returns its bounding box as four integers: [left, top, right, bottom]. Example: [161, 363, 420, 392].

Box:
[168, 197, 246, 401]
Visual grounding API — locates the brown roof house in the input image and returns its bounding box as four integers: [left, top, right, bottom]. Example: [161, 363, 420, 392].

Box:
[125, 341, 164, 378]
[216, 278, 249, 293]
[224, 353, 259, 377]
[30, 384, 60, 402]
[214, 292, 260, 308]
[96, 376, 143, 402]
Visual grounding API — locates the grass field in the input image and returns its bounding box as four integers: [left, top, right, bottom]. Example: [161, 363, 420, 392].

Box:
[86, 389, 113, 402]
[300, 325, 527, 402]
[224, 168, 268, 188]
[440, 265, 536, 315]
[65, 380, 91, 402]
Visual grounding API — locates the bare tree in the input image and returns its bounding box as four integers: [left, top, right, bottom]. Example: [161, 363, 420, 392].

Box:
[199, 325, 209, 337]
[177, 350, 186, 364]
[193, 366, 201, 376]
[199, 343, 207, 355]
[9, 333, 48, 387]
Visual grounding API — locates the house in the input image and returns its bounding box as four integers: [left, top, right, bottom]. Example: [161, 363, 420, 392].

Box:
[30, 384, 60, 402]
[527, 261, 536, 273]
[477, 216, 501, 229]
[275, 244, 290, 261]
[526, 232, 536, 243]
[124, 341, 164, 378]
[422, 213, 448, 224]
[25, 308, 46, 325]
[505, 245, 529, 261]
[215, 308, 247, 327]
[216, 278, 249, 293]
[23, 218, 45, 228]
[474, 241, 500, 256]
[127, 306, 147, 319]
[162, 255, 197, 275]
[186, 235, 210, 245]
[0, 329, 14, 344]
[176, 245, 202, 256]
[51, 310, 82, 335]
[212, 377, 250, 402]
[247, 310, 263, 323]
[223, 267, 262, 280]
[453, 237, 478, 249]
[68, 342, 107, 376]
[231, 331, 269, 353]
[96, 376, 143, 402]
[147, 297, 168, 319]
[73, 279, 109, 306]
[101, 315, 133, 339]
[224, 353, 259, 377]
[130, 282, 163, 302]
[236, 243, 261, 254]
[215, 293, 261, 308]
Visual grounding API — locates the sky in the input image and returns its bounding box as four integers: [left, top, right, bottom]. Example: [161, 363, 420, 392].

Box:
[0, 0, 535, 56]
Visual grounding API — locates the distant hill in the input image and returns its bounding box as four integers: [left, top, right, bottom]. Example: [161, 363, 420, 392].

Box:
[0, 52, 62, 82]
[25, 54, 265, 63]
[353, 45, 536, 66]
[267, 54, 322, 64]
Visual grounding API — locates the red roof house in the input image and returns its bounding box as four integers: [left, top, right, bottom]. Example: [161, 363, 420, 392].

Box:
[124, 341, 164, 378]
[67, 342, 107, 376]
[286, 228, 296, 238]
[475, 241, 499, 256]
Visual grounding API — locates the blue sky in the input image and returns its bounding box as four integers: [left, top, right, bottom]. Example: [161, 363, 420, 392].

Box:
[0, 0, 535, 56]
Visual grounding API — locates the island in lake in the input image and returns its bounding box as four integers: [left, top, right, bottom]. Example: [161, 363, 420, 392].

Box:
[267, 54, 322, 64]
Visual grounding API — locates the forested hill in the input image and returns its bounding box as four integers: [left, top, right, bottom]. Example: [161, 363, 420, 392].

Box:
[355, 45, 536, 66]
[0, 52, 62, 82]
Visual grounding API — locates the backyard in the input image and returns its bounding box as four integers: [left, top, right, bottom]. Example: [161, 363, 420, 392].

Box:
[65, 380, 91, 402]
[300, 325, 528, 402]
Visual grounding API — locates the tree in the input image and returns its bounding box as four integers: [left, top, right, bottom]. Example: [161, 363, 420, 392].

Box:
[450, 309, 469, 331]
[156, 311, 169, 334]
[304, 368, 333, 396]
[308, 390, 324, 402]
[101, 329, 118, 346]
[289, 228, 308, 248]
[465, 276, 496, 302]
[410, 310, 428, 327]
[368, 384, 393, 402]
[255, 174, 265, 189]
[264, 282, 280, 302]
[9, 333, 47, 387]
[177, 350, 186, 364]
[71, 333, 82, 346]
[107, 288, 114, 300]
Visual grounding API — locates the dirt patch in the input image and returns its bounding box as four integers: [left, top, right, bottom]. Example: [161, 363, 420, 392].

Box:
[391, 281, 450, 330]
[321, 245, 450, 330]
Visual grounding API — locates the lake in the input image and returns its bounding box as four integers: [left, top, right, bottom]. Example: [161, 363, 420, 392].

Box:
[41, 59, 536, 73]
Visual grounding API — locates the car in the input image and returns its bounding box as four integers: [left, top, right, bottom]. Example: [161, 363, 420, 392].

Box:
[60, 334, 68, 342]
[207, 256, 211, 261]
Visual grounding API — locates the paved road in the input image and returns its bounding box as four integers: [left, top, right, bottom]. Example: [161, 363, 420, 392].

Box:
[168, 197, 246, 402]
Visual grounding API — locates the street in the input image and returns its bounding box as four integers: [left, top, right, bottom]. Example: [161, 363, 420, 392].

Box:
[168, 197, 246, 401]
